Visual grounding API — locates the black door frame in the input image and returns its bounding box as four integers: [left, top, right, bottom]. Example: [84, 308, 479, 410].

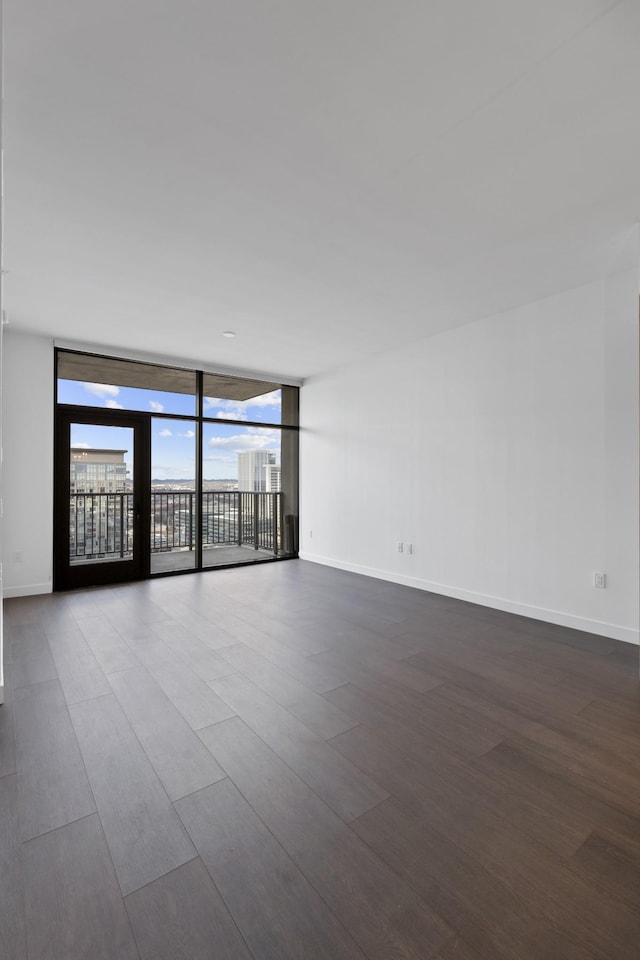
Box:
[54, 406, 151, 590]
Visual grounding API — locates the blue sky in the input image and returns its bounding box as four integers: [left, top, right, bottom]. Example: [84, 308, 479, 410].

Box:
[62, 379, 281, 479]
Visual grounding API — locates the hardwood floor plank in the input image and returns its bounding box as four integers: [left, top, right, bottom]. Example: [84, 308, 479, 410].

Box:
[235, 624, 344, 694]
[434, 936, 492, 960]
[22, 814, 140, 960]
[313, 645, 444, 694]
[421, 680, 541, 737]
[350, 740, 638, 958]
[479, 737, 640, 850]
[149, 618, 237, 681]
[228, 603, 332, 656]
[198, 715, 453, 960]
[577, 696, 640, 734]
[3, 596, 47, 627]
[14, 679, 96, 841]
[0, 660, 18, 778]
[176, 779, 368, 959]
[321, 616, 432, 661]
[108, 666, 226, 801]
[216, 641, 359, 739]
[69, 694, 196, 895]
[209, 672, 388, 821]
[125, 858, 252, 960]
[328, 703, 590, 859]
[512, 725, 640, 819]
[11, 625, 58, 689]
[606, 645, 639, 672]
[88, 588, 167, 626]
[133, 639, 235, 730]
[506, 634, 636, 687]
[76, 616, 140, 674]
[545, 710, 640, 769]
[41, 605, 84, 635]
[110, 619, 164, 646]
[352, 797, 596, 960]
[326, 676, 502, 758]
[407, 649, 591, 722]
[150, 599, 228, 641]
[47, 628, 112, 705]
[568, 827, 640, 914]
[0, 775, 27, 960]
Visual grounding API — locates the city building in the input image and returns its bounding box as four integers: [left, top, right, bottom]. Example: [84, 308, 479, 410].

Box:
[70, 448, 128, 493]
[237, 450, 276, 492]
[264, 462, 281, 493]
[69, 448, 131, 561]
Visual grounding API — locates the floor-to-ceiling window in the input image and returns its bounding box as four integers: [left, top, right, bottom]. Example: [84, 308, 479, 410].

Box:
[54, 349, 299, 589]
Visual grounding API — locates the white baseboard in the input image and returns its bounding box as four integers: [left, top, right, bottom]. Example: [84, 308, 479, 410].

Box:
[3, 582, 53, 599]
[298, 551, 640, 646]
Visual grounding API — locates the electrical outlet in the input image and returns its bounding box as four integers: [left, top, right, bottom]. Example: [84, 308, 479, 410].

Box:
[397, 541, 403, 553]
[406, 543, 413, 555]
[13, 551, 23, 563]
[309, 530, 313, 539]
[593, 572, 606, 589]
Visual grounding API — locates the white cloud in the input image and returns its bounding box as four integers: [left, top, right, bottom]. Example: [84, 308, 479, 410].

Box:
[203, 391, 281, 418]
[158, 428, 172, 437]
[149, 400, 164, 413]
[73, 442, 91, 449]
[207, 433, 278, 454]
[178, 429, 195, 438]
[215, 410, 248, 421]
[105, 399, 124, 409]
[83, 382, 120, 398]
[248, 390, 281, 408]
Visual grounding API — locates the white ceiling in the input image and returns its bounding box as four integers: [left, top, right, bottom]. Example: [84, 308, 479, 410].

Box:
[3, 0, 640, 380]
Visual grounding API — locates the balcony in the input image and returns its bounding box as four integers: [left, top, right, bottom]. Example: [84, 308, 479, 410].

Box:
[69, 490, 285, 570]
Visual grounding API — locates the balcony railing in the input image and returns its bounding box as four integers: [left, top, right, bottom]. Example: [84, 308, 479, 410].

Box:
[69, 490, 282, 561]
[70, 492, 134, 561]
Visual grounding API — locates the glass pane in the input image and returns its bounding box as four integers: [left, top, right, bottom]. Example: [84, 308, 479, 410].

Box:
[59, 378, 196, 416]
[69, 424, 134, 566]
[203, 386, 281, 424]
[203, 373, 298, 426]
[150, 419, 196, 574]
[58, 351, 196, 416]
[201, 423, 296, 566]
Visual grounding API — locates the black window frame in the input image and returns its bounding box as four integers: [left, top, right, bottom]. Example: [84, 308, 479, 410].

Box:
[54, 347, 299, 585]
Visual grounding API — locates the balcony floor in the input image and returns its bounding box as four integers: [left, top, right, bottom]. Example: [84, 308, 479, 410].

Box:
[150, 545, 279, 574]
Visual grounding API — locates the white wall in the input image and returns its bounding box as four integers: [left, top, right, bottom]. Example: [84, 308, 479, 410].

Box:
[300, 269, 640, 644]
[2, 331, 54, 597]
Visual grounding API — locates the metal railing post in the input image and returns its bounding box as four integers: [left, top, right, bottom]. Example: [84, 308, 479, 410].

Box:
[273, 493, 279, 555]
[253, 492, 259, 549]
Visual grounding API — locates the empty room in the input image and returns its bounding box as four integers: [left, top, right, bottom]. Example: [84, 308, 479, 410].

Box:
[1, 2, 640, 959]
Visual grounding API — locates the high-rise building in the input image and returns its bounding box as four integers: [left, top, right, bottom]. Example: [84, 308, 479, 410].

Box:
[70, 448, 129, 493]
[69, 449, 130, 561]
[237, 450, 276, 492]
[264, 462, 281, 492]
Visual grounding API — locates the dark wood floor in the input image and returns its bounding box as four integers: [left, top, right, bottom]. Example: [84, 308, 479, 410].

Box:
[1, 559, 639, 960]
